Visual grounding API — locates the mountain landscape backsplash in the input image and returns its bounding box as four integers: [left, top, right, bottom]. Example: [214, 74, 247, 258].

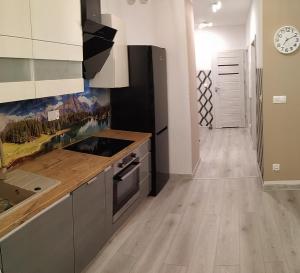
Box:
[0, 81, 110, 169]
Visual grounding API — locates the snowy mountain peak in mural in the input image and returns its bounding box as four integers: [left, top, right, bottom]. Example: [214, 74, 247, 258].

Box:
[0, 81, 110, 169]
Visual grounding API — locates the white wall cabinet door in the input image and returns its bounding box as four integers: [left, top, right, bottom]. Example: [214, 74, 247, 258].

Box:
[0, 0, 32, 38]
[32, 40, 83, 61]
[0, 36, 33, 59]
[35, 79, 84, 99]
[0, 82, 36, 103]
[0, 0, 84, 103]
[114, 44, 129, 87]
[30, 0, 82, 46]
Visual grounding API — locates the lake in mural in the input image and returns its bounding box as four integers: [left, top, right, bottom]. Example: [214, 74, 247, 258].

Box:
[0, 81, 110, 169]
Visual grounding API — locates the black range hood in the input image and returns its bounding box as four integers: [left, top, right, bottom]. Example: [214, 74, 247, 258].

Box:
[81, 0, 117, 79]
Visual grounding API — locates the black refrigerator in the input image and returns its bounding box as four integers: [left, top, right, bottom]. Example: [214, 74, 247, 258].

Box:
[111, 46, 170, 196]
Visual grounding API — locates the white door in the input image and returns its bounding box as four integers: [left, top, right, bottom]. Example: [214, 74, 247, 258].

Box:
[213, 50, 246, 128]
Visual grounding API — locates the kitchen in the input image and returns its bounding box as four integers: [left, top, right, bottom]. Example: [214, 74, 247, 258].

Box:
[0, 0, 199, 273]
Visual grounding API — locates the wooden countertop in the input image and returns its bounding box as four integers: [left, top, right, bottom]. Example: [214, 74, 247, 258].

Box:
[0, 129, 151, 238]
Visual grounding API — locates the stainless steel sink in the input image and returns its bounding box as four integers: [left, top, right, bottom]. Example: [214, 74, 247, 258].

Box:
[0, 183, 35, 213]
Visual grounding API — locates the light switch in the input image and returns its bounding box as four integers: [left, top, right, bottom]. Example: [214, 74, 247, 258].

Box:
[48, 110, 60, 121]
[273, 96, 287, 104]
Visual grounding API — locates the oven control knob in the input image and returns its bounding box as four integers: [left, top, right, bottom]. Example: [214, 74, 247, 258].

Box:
[131, 153, 137, 158]
[118, 163, 124, 168]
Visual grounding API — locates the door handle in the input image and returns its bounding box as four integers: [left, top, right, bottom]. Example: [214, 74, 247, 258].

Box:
[116, 163, 141, 181]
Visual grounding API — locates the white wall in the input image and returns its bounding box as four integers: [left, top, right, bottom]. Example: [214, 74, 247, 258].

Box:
[244, 0, 263, 145]
[153, 0, 197, 174]
[195, 25, 246, 71]
[245, 0, 263, 67]
[101, 0, 198, 175]
[185, 0, 201, 173]
[101, 0, 157, 45]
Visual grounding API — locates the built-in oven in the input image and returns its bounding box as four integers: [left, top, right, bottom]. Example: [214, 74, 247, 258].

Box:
[113, 153, 140, 222]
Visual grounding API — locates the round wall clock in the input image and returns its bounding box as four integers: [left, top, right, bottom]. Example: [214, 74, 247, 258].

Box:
[274, 26, 300, 54]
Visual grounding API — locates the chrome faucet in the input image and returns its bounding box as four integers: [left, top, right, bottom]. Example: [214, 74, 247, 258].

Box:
[0, 139, 7, 180]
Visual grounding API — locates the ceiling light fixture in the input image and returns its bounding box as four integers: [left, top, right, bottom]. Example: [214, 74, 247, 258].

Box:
[199, 21, 213, 29]
[212, 1, 222, 13]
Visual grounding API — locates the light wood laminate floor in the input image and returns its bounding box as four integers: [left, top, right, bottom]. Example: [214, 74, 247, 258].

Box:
[85, 128, 300, 273]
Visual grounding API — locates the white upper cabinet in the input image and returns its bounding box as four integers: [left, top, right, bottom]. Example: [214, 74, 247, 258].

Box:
[0, 0, 84, 103]
[90, 14, 129, 88]
[0, 0, 32, 38]
[30, 0, 83, 46]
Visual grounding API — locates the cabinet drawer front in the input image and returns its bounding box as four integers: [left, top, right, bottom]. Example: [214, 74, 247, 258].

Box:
[139, 153, 151, 182]
[0, 81, 35, 103]
[33, 40, 83, 61]
[0, 36, 32, 58]
[73, 172, 107, 273]
[35, 78, 84, 98]
[1, 196, 74, 273]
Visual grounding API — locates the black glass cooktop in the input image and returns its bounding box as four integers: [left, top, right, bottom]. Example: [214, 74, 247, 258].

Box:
[64, 136, 134, 157]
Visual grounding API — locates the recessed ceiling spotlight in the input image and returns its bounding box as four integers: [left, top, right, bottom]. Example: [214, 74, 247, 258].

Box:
[127, 0, 136, 5]
[199, 21, 214, 29]
[212, 1, 222, 13]
[127, 0, 149, 4]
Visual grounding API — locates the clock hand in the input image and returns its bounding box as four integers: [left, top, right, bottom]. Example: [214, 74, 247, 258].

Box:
[283, 37, 289, 46]
[282, 35, 297, 46]
[286, 34, 297, 43]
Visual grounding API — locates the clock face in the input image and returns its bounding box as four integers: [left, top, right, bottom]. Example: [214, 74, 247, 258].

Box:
[274, 26, 300, 54]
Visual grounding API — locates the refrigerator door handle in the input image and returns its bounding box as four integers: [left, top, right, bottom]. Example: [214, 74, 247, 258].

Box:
[156, 126, 168, 136]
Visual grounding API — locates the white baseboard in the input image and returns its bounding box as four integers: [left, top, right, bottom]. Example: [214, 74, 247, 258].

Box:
[263, 180, 300, 191]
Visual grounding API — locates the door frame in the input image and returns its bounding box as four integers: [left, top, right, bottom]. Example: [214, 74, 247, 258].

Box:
[248, 38, 258, 148]
[212, 49, 247, 129]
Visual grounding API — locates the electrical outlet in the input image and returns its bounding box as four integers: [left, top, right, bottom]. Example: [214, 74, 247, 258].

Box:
[48, 110, 59, 121]
[272, 164, 280, 172]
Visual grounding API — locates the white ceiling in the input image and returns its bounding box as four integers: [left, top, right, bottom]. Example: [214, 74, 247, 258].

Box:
[193, 0, 252, 27]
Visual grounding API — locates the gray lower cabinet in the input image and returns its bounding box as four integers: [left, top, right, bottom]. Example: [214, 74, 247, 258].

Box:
[0, 195, 74, 273]
[139, 152, 151, 196]
[0, 247, 3, 273]
[104, 167, 113, 239]
[140, 175, 151, 197]
[73, 170, 109, 273]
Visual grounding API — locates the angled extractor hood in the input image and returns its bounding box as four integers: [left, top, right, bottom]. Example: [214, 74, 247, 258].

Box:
[81, 0, 117, 79]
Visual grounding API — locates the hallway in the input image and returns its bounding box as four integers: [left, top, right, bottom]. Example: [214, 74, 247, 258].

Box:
[85, 129, 300, 273]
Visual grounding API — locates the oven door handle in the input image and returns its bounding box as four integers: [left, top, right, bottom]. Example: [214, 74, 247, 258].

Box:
[117, 163, 141, 181]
